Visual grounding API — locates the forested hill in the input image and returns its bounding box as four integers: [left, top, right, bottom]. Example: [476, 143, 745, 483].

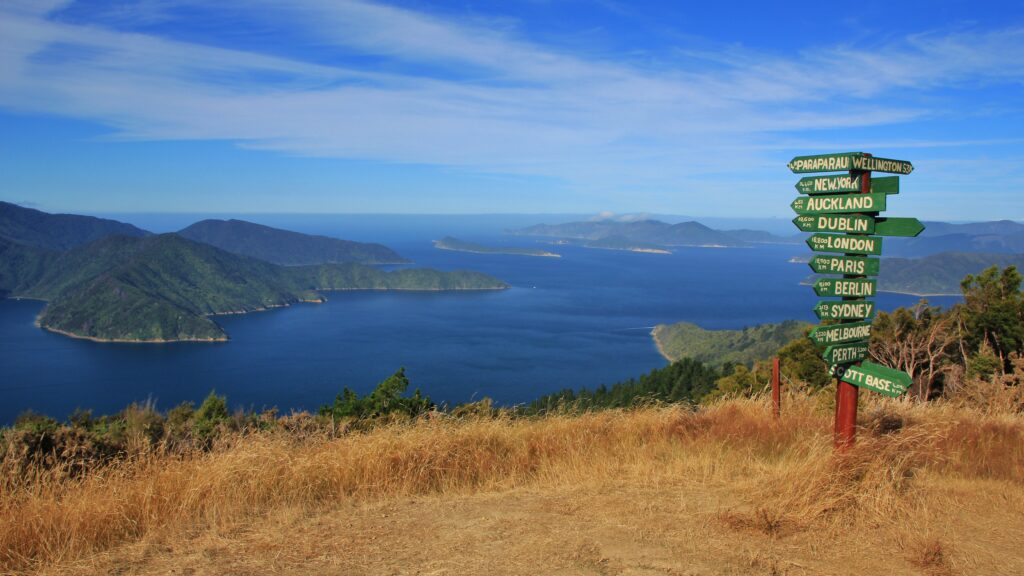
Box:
[1, 234, 508, 342]
[651, 320, 811, 366]
[178, 219, 408, 265]
[0, 201, 149, 251]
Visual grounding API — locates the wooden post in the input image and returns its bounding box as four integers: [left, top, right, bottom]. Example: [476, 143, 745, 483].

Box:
[833, 156, 871, 450]
[772, 356, 781, 419]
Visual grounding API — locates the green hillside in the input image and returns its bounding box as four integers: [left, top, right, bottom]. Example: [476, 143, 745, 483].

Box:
[878, 252, 1024, 295]
[1, 234, 509, 342]
[651, 320, 811, 366]
[0, 201, 149, 251]
[178, 219, 408, 265]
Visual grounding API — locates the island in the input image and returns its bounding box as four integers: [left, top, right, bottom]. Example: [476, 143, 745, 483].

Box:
[509, 217, 799, 250]
[433, 236, 560, 257]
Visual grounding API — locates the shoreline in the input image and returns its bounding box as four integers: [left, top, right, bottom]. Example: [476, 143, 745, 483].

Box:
[22, 287, 508, 344]
[38, 325, 229, 344]
[650, 325, 673, 362]
[433, 242, 561, 258]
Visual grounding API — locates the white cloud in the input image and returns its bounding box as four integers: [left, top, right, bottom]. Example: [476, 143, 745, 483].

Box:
[1, 0, 1022, 206]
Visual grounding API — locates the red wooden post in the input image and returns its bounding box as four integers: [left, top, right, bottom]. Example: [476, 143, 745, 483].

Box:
[833, 155, 871, 450]
[772, 356, 781, 419]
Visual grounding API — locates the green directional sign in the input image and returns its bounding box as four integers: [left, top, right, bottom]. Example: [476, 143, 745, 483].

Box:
[871, 176, 899, 195]
[795, 174, 863, 194]
[823, 341, 869, 365]
[809, 321, 872, 346]
[788, 152, 913, 175]
[808, 255, 880, 276]
[874, 217, 925, 238]
[814, 300, 875, 320]
[813, 277, 877, 298]
[788, 152, 862, 174]
[793, 214, 874, 234]
[792, 193, 886, 215]
[806, 233, 882, 256]
[839, 361, 912, 398]
[850, 155, 913, 175]
[795, 174, 900, 195]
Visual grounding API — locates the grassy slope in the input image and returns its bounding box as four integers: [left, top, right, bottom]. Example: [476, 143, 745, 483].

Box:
[3, 396, 1022, 575]
[652, 319, 811, 365]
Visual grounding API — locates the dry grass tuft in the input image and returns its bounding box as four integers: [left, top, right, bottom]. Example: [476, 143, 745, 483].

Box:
[2, 395, 1023, 574]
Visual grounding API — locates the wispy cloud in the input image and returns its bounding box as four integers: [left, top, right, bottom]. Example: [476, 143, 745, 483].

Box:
[1, 0, 1023, 205]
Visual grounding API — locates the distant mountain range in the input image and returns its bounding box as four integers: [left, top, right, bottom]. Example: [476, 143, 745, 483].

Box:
[885, 220, 1024, 257]
[179, 219, 408, 265]
[510, 219, 800, 248]
[0, 203, 507, 342]
[878, 252, 1024, 295]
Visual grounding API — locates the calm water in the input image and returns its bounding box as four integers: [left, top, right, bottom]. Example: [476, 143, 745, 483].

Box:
[0, 216, 961, 423]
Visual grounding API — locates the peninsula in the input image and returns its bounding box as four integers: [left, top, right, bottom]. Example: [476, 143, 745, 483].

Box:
[433, 236, 560, 257]
[0, 204, 509, 343]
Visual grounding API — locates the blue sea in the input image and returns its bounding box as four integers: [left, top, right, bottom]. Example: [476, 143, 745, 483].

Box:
[0, 215, 961, 424]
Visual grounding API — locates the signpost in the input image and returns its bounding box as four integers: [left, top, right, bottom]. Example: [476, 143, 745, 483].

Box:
[789, 150, 920, 449]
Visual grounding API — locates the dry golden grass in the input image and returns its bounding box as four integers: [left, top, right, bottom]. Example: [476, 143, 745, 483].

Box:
[2, 394, 1023, 575]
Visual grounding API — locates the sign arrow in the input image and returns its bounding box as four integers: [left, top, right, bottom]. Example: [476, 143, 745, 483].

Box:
[806, 233, 882, 255]
[823, 342, 870, 365]
[792, 193, 886, 215]
[814, 300, 876, 320]
[808, 255, 880, 276]
[813, 278, 877, 298]
[794, 175, 899, 195]
[793, 214, 874, 234]
[874, 217, 925, 238]
[839, 361, 912, 397]
[809, 321, 873, 347]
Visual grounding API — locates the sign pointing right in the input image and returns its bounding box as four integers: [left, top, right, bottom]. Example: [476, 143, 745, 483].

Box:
[873, 217, 925, 237]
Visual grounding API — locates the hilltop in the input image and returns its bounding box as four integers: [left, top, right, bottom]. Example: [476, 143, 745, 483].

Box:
[179, 218, 408, 265]
[0, 201, 149, 251]
[3, 396, 1021, 575]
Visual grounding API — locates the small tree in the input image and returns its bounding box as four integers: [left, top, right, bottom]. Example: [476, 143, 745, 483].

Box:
[870, 300, 957, 400]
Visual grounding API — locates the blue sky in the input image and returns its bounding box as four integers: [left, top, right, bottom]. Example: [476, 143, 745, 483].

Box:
[1, 0, 1023, 220]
